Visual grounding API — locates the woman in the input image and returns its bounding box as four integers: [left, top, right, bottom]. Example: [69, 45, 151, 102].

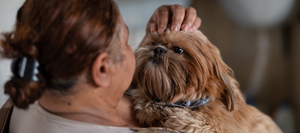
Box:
[1, 0, 200, 132]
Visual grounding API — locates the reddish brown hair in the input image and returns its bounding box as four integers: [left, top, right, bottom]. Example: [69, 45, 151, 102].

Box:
[0, 0, 121, 109]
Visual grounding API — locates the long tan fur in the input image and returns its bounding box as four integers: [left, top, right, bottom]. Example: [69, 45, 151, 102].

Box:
[131, 29, 282, 133]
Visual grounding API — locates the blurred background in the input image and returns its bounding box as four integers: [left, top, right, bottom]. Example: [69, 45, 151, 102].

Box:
[0, 0, 299, 132]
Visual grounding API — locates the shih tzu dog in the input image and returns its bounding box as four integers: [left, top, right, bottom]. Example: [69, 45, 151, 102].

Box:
[131, 29, 282, 133]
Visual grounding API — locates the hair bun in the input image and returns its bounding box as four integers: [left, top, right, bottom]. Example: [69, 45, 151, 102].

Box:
[4, 76, 45, 109]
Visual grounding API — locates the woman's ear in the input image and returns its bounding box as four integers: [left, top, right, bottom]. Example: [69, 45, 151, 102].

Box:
[91, 52, 111, 88]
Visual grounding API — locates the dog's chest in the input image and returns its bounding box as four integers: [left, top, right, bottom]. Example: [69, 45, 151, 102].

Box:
[132, 91, 220, 133]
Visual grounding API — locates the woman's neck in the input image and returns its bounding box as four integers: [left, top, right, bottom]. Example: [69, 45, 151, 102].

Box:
[38, 87, 129, 127]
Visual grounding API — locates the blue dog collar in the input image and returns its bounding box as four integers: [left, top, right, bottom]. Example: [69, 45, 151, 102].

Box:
[155, 95, 210, 109]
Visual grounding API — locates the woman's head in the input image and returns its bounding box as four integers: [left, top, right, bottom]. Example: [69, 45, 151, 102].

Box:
[1, 0, 134, 109]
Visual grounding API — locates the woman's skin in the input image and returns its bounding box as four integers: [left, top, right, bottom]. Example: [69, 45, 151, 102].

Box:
[38, 4, 201, 128]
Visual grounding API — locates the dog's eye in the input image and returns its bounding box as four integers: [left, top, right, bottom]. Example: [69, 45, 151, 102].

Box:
[151, 43, 156, 46]
[173, 47, 183, 54]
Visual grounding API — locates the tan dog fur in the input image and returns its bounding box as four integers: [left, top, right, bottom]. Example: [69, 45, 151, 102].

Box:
[131, 29, 282, 133]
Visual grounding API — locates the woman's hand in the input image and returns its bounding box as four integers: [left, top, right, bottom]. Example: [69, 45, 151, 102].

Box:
[147, 4, 201, 35]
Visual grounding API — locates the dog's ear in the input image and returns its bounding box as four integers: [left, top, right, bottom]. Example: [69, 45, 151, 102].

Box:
[210, 47, 235, 112]
[220, 71, 235, 111]
[188, 31, 235, 111]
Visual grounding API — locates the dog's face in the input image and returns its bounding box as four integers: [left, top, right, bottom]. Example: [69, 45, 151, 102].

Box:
[134, 29, 235, 111]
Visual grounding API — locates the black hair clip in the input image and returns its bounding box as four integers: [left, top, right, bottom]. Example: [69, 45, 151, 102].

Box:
[11, 57, 40, 82]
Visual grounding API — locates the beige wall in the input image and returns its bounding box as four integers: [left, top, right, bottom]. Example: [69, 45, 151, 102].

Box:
[191, 0, 290, 113]
[291, 22, 300, 131]
[0, 0, 25, 107]
[192, 0, 299, 132]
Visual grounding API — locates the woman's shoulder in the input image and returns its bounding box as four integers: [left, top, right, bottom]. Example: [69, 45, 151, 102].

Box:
[10, 102, 134, 133]
[10, 101, 177, 133]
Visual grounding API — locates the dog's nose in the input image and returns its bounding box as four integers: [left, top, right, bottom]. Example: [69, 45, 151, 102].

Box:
[154, 47, 166, 55]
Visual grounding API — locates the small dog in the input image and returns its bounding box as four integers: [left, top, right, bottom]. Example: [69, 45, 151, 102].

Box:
[131, 29, 282, 133]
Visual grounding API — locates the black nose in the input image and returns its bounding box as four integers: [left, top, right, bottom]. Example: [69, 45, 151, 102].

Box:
[154, 47, 166, 55]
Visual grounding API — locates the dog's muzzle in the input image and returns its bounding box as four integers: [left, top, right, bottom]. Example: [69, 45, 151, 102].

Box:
[154, 47, 166, 56]
[150, 47, 166, 64]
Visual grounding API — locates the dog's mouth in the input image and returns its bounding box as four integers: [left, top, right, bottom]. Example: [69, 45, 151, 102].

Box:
[149, 57, 162, 64]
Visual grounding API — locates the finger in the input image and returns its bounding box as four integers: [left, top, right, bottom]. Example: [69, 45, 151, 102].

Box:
[189, 17, 201, 31]
[170, 4, 185, 31]
[149, 23, 157, 33]
[146, 22, 156, 33]
[146, 14, 156, 33]
[156, 6, 170, 35]
[181, 7, 197, 31]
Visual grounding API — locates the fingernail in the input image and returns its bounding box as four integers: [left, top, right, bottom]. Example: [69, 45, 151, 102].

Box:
[182, 24, 189, 31]
[189, 27, 196, 31]
[150, 27, 154, 33]
[171, 25, 179, 31]
[158, 29, 165, 35]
